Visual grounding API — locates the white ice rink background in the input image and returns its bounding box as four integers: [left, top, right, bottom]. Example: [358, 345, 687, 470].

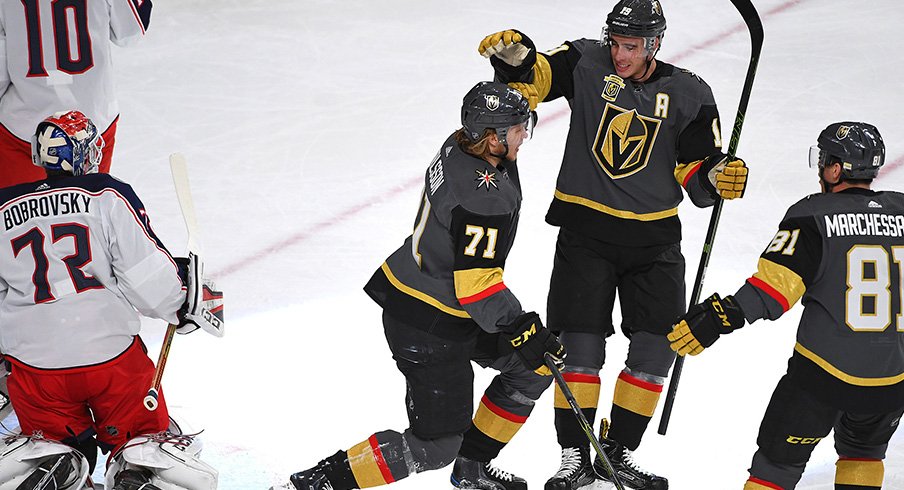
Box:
[6, 0, 904, 488]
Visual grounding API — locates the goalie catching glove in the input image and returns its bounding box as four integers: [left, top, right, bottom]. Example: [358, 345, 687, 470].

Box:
[501, 312, 565, 376]
[175, 253, 224, 337]
[701, 154, 748, 199]
[668, 293, 745, 356]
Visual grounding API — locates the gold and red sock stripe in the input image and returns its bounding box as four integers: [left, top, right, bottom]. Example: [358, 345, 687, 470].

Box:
[836, 457, 884, 488]
[472, 395, 527, 443]
[612, 371, 662, 417]
[347, 434, 395, 488]
[553, 372, 600, 409]
[744, 476, 783, 489]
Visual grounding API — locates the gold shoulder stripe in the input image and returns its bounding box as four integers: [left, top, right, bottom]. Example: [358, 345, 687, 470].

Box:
[751, 258, 805, 309]
[533, 54, 552, 102]
[381, 262, 470, 318]
[795, 342, 904, 386]
[544, 43, 569, 56]
[553, 190, 678, 221]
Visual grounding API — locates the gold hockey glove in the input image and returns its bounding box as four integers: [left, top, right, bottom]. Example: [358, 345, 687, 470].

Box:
[508, 82, 540, 110]
[702, 154, 748, 199]
[478, 30, 532, 67]
[668, 293, 745, 356]
[502, 312, 565, 376]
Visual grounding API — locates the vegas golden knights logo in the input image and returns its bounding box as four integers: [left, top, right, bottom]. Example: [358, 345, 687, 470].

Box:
[592, 103, 661, 179]
[602, 74, 626, 102]
[836, 125, 851, 139]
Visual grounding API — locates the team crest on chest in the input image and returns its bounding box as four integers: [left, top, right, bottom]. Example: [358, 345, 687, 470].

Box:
[592, 103, 661, 179]
[474, 169, 499, 191]
[601, 74, 626, 102]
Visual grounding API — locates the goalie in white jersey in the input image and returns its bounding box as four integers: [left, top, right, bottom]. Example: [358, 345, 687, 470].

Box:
[0, 0, 152, 188]
[0, 111, 222, 490]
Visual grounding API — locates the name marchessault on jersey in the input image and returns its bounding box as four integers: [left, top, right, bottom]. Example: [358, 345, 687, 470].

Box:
[824, 212, 904, 238]
[3, 193, 92, 231]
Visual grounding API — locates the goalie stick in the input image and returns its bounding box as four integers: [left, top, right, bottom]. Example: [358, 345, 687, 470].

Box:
[144, 153, 203, 411]
[544, 354, 625, 490]
[658, 0, 764, 435]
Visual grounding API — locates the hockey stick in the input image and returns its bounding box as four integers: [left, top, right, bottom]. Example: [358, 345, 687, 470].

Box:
[657, 0, 763, 435]
[144, 153, 203, 411]
[544, 354, 625, 490]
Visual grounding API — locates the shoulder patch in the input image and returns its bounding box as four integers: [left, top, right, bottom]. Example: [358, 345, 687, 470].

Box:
[474, 169, 499, 191]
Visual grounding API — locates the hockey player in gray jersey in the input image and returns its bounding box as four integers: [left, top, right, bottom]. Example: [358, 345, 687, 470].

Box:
[669, 122, 903, 489]
[273, 82, 564, 490]
[478, 1, 748, 488]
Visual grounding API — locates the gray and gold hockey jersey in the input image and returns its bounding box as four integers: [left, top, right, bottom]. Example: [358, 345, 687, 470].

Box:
[365, 135, 525, 339]
[495, 38, 724, 246]
[734, 188, 904, 411]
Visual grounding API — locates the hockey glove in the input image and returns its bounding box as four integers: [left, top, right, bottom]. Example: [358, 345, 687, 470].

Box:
[478, 29, 538, 82]
[502, 312, 565, 376]
[508, 82, 540, 110]
[176, 252, 225, 337]
[668, 293, 745, 356]
[478, 30, 532, 66]
[701, 154, 748, 200]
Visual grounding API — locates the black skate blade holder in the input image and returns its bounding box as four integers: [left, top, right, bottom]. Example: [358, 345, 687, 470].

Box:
[544, 353, 625, 490]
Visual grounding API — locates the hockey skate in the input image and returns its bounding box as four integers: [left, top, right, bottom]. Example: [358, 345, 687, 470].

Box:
[18, 453, 80, 489]
[111, 469, 161, 490]
[594, 420, 667, 490]
[544, 446, 596, 490]
[279, 450, 355, 490]
[450, 456, 527, 490]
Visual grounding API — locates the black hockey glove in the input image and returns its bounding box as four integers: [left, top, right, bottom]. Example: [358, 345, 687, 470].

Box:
[668, 293, 745, 356]
[700, 154, 748, 200]
[502, 312, 565, 376]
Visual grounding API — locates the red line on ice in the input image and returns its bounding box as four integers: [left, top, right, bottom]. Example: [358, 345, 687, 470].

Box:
[215, 0, 809, 278]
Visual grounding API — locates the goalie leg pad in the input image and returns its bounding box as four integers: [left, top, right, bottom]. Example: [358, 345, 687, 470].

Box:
[0, 436, 89, 490]
[104, 433, 217, 490]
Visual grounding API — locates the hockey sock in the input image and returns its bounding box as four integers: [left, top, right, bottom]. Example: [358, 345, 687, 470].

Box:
[607, 369, 663, 450]
[459, 392, 532, 462]
[553, 372, 601, 448]
[834, 458, 883, 489]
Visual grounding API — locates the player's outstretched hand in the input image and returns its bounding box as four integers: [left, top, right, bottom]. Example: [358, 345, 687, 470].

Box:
[503, 312, 565, 376]
[703, 154, 748, 199]
[478, 29, 534, 67]
[668, 293, 745, 356]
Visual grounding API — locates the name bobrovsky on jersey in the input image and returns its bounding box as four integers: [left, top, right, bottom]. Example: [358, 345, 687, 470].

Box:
[824, 212, 904, 238]
[3, 193, 92, 231]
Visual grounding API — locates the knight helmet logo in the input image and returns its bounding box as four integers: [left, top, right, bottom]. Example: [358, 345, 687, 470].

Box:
[836, 125, 851, 139]
[592, 103, 661, 179]
[652, 0, 662, 15]
[485, 95, 500, 111]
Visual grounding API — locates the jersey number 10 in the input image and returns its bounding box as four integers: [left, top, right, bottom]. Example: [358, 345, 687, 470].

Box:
[21, 0, 93, 76]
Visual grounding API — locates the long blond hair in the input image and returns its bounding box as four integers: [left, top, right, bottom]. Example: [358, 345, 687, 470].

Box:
[454, 128, 496, 160]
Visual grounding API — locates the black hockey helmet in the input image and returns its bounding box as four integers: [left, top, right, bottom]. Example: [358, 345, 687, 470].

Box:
[603, 0, 666, 53]
[809, 122, 885, 180]
[461, 81, 534, 147]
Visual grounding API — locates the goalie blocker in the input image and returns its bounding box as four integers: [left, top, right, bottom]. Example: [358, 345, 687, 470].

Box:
[175, 252, 224, 337]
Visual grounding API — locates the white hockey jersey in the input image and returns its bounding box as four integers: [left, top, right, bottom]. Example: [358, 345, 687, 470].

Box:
[0, 0, 152, 140]
[0, 174, 184, 370]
